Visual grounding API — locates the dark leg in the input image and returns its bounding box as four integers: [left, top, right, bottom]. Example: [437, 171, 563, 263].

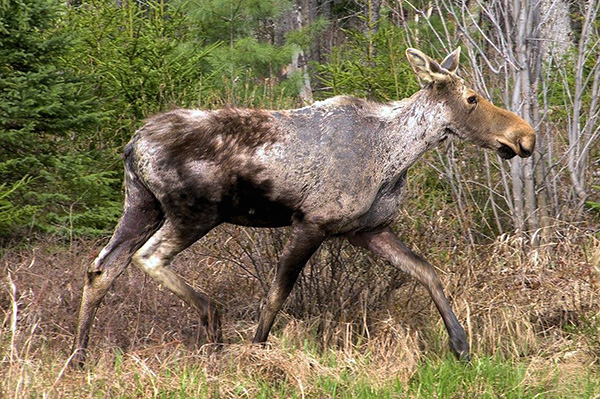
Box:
[252, 223, 326, 343]
[131, 219, 222, 344]
[348, 227, 469, 360]
[70, 176, 163, 368]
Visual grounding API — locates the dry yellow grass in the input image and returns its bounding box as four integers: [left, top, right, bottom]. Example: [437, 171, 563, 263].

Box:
[1, 220, 599, 397]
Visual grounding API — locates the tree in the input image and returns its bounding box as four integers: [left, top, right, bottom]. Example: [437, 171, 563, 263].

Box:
[175, 0, 304, 107]
[405, 0, 600, 242]
[0, 0, 116, 239]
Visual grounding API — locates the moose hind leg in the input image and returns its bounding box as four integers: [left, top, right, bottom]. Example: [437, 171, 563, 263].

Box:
[253, 223, 325, 343]
[131, 220, 222, 344]
[71, 178, 163, 368]
[349, 227, 469, 361]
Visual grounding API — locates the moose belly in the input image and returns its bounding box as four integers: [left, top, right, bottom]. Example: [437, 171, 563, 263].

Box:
[219, 177, 299, 227]
[221, 200, 296, 227]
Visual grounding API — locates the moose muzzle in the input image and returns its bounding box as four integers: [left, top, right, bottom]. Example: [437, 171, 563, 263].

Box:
[497, 126, 536, 159]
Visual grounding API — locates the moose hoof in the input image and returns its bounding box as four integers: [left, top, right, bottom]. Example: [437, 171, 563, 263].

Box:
[200, 342, 224, 356]
[450, 338, 470, 363]
[67, 349, 87, 370]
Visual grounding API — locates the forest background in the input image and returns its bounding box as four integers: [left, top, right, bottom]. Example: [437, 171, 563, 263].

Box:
[1, 0, 600, 397]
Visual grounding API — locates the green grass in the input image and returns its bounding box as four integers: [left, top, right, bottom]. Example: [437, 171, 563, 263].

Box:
[2, 325, 599, 399]
[2, 321, 599, 398]
[233, 357, 598, 399]
[24, 351, 597, 398]
[142, 354, 600, 399]
[407, 356, 547, 398]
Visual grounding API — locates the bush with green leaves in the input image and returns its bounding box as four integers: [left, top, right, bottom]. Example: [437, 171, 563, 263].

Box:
[64, 0, 304, 132]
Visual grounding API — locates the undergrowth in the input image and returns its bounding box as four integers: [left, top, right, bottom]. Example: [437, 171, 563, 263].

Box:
[1, 224, 599, 398]
[1, 334, 599, 398]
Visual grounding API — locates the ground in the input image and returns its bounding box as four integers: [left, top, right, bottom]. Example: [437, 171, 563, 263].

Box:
[1, 221, 599, 398]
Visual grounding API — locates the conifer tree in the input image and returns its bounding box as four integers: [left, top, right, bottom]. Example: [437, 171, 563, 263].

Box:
[0, 0, 112, 238]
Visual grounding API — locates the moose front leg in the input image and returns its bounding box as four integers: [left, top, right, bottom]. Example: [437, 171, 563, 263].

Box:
[349, 227, 469, 361]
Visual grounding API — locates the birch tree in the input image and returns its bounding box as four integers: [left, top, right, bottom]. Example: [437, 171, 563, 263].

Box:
[406, 0, 600, 240]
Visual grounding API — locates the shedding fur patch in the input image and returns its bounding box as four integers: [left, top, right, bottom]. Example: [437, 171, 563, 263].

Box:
[140, 108, 281, 166]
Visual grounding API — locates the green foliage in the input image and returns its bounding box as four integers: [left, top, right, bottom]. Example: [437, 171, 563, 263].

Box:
[0, 0, 101, 167]
[404, 356, 587, 398]
[0, 0, 309, 241]
[175, 0, 305, 107]
[65, 0, 301, 134]
[4, 0, 590, 243]
[0, 177, 36, 237]
[315, 17, 419, 101]
[64, 0, 213, 140]
[587, 186, 600, 214]
[285, 17, 330, 50]
[176, 0, 291, 45]
[32, 153, 122, 236]
[204, 36, 296, 106]
[0, 0, 118, 240]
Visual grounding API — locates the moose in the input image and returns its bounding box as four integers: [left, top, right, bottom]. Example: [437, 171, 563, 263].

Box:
[70, 47, 535, 367]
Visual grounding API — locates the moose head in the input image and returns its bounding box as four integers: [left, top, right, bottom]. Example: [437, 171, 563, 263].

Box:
[406, 47, 536, 159]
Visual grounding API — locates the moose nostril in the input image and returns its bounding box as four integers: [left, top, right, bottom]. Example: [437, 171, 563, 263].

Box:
[518, 140, 532, 157]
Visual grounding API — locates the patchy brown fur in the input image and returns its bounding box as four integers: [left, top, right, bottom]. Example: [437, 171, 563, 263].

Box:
[70, 47, 536, 368]
[142, 108, 281, 164]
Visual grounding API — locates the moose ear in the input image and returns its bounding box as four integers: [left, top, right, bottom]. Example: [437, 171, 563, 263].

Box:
[440, 47, 461, 73]
[405, 48, 448, 83]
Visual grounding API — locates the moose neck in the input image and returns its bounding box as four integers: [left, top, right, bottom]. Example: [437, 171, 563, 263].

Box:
[379, 89, 449, 175]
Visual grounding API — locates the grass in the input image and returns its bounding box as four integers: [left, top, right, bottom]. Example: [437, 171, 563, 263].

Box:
[1, 214, 599, 397]
[2, 335, 599, 398]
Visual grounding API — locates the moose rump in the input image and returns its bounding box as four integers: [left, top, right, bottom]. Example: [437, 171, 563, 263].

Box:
[132, 108, 302, 229]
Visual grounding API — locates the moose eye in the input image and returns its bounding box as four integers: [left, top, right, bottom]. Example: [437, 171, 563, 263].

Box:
[467, 95, 478, 105]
